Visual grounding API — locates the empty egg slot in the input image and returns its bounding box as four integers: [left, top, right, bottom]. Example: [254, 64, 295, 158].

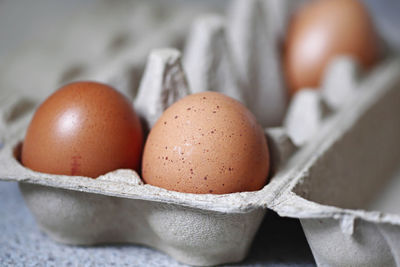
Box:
[292, 65, 400, 213]
[183, 0, 289, 128]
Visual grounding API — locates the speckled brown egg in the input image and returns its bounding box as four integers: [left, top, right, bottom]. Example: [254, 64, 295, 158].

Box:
[142, 91, 270, 194]
[285, 0, 380, 96]
[21, 81, 143, 178]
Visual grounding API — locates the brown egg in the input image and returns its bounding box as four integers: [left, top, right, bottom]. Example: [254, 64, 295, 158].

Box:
[21, 81, 143, 178]
[142, 91, 270, 194]
[284, 0, 380, 96]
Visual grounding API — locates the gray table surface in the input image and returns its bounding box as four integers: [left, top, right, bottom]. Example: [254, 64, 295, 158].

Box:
[0, 181, 315, 267]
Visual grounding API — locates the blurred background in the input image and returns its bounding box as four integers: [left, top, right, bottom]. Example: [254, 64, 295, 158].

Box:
[1, 0, 399, 63]
[0, 0, 399, 98]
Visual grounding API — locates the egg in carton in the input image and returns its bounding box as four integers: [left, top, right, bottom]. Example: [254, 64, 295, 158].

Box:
[1, 0, 400, 266]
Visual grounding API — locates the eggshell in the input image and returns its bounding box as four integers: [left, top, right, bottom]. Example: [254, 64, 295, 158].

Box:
[142, 91, 270, 194]
[284, 0, 380, 95]
[21, 81, 143, 178]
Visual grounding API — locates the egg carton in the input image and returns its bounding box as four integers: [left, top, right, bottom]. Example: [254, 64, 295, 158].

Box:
[1, 0, 400, 266]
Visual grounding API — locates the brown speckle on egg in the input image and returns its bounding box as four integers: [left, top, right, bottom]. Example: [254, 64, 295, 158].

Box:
[141, 91, 270, 194]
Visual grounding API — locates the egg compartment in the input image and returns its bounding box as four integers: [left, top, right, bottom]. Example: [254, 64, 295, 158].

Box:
[0, 0, 398, 266]
[271, 59, 400, 266]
